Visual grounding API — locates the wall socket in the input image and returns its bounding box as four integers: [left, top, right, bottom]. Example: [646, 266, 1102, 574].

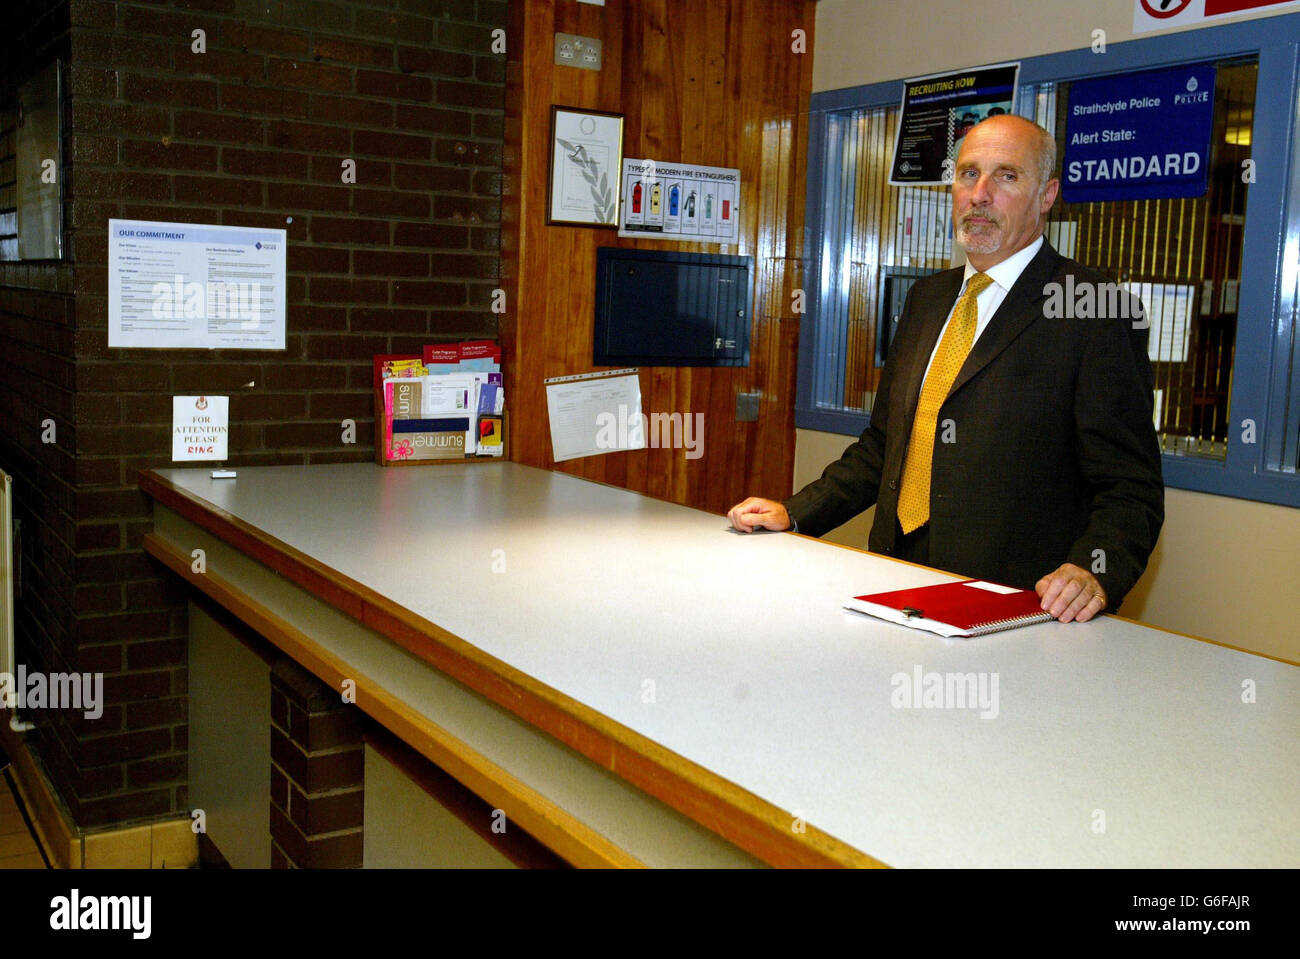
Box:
[735, 392, 761, 423]
[555, 33, 602, 71]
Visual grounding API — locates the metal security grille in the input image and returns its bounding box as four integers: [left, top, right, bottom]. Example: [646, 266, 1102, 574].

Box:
[1028, 59, 1258, 461]
[816, 106, 952, 413]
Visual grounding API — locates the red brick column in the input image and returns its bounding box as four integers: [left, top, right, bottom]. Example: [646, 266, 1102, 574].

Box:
[269, 659, 364, 868]
[2, 0, 507, 833]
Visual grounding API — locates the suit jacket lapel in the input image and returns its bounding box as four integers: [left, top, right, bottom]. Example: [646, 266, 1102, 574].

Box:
[949, 242, 1061, 398]
[902, 268, 964, 420]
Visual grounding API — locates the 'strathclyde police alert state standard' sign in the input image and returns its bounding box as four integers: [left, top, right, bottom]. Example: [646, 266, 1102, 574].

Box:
[1062, 63, 1216, 204]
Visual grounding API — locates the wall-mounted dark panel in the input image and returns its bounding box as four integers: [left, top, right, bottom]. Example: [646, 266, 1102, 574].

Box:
[594, 247, 750, 367]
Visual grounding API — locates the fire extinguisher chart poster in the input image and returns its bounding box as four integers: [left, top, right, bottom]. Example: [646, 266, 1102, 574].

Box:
[618, 158, 741, 243]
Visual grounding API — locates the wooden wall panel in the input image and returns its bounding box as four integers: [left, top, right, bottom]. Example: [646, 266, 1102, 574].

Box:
[502, 0, 814, 514]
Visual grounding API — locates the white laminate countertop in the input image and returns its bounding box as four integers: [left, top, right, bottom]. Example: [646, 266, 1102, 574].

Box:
[151, 462, 1300, 867]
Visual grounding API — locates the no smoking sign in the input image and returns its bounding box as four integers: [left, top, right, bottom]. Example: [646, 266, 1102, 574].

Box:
[1140, 0, 1193, 17]
[1136, 0, 1299, 31]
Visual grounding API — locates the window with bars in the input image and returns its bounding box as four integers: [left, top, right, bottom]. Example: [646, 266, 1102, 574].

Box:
[1026, 59, 1256, 461]
[813, 106, 951, 416]
[799, 15, 1300, 506]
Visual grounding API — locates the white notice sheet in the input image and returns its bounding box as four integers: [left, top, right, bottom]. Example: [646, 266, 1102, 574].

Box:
[545, 369, 643, 462]
[108, 218, 286, 349]
[1124, 281, 1191, 364]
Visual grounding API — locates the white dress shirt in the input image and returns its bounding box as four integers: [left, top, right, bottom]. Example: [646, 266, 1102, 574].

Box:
[921, 235, 1045, 380]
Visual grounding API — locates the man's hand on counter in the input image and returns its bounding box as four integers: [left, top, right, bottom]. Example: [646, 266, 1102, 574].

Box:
[1036, 562, 1107, 623]
[727, 497, 792, 533]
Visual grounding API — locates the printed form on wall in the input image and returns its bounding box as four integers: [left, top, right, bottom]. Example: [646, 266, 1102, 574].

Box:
[545, 369, 643, 462]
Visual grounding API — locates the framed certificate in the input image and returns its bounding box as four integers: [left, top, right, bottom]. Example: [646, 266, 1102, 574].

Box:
[548, 106, 624, 227]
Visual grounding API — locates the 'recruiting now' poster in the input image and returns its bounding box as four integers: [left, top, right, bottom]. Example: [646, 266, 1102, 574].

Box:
[889, 62, 1020, 186]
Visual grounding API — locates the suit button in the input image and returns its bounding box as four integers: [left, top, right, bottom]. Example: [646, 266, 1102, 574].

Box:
[888, 479, 897, 490]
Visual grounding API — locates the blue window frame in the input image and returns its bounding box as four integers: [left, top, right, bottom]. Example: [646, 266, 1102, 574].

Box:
[798, 14, 1300, 508]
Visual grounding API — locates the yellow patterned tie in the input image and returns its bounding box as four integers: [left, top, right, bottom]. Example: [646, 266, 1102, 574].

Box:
[896, 272, 994, 534]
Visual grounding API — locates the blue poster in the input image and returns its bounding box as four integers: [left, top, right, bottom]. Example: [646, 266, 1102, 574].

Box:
[1062, 63, 1216, 203]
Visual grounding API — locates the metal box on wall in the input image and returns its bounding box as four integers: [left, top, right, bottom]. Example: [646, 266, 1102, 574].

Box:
[593, 248, 751, 367]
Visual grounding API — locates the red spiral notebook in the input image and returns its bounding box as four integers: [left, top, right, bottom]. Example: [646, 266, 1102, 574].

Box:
[845, 579, 1054, 638]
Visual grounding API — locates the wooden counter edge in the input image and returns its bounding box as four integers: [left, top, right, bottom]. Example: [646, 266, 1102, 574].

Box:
[139, 469, 884, 869]
[147, 531, 640, 869]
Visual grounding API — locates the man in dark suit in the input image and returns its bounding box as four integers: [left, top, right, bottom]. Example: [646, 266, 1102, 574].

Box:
[728, 115, 1164, 623]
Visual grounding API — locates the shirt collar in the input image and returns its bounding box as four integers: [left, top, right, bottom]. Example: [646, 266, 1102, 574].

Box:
[963, 234, 1045, 294]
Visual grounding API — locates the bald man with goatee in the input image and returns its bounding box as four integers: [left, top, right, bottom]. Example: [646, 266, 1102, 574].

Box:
[729, 115, 1164, 623]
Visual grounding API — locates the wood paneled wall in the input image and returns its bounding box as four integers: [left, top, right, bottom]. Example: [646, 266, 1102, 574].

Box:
[502, 0, 814, 513]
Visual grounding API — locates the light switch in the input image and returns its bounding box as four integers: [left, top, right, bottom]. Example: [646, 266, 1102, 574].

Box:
[736, 392, 760, 422]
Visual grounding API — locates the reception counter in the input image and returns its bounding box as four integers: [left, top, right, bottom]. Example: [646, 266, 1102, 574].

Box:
[139, 462, 1300, 867]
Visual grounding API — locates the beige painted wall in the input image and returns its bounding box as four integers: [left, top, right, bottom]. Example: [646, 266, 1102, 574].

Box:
[813, 0, 1289, 92]
[799, 1, 1299, 662]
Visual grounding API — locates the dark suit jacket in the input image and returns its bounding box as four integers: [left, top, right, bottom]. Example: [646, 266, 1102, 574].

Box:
[785, 242, 1164, 608]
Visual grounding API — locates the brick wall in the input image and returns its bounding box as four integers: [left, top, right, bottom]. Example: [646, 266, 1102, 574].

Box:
[0, 0, 507, 830]
[269, 657, 365, 868]
[0, 0, 81, 822]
